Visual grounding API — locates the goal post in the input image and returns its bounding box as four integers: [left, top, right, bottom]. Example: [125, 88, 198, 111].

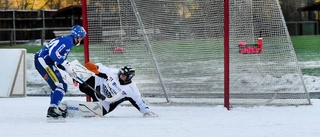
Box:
[81, 0, 311, 108]
[0, 49, 26, 97]
[224, 0, 230, 109]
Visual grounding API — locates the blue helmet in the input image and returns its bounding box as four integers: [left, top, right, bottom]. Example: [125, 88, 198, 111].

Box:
[71, 25, 86, 38]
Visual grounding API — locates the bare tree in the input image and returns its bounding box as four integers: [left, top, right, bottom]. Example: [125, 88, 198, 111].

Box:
[39, 0, 81, 10]
[0, 0, 13, 9]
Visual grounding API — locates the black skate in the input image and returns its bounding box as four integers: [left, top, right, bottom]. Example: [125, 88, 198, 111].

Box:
[46, 107, 66, 123]
[58, 107, 67, 118]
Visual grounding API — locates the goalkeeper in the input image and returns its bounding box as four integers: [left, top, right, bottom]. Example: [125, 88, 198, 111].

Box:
[34, 25, 86, 119]
[74, 62, 157, 117]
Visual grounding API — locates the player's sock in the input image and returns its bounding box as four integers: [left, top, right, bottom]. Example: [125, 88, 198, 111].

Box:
[50, 88, 65, 107]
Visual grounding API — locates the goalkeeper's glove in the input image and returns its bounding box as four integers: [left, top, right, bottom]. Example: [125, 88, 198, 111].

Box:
[97, 73, 108, 79]
[85, 62, 99, 74]
[61, 60, 77, 79]
[85, 62, 108, 80]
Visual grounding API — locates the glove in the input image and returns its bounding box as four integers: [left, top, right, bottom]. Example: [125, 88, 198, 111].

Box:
[96, 72, 108, 79]
[61, 60, 77, 79]
[85, 62, 99, 74]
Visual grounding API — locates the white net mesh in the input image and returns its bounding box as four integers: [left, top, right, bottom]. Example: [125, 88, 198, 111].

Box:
[84, 0, 310, 106]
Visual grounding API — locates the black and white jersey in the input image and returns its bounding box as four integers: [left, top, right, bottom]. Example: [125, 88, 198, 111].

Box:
[93, 63, 149, 114]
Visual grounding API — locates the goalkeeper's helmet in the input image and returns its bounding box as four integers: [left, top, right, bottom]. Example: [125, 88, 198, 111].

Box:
[118, 65, 135, 85]
[71, 25, 86, 39]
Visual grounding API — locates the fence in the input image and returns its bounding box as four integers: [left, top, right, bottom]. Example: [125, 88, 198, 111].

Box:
[0, 10, 319, 46]
[0, 10, 81, 46]
[286, 21, 319, 36]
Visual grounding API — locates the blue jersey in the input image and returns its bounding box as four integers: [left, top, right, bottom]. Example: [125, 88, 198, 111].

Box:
[35, 35, 75, 65]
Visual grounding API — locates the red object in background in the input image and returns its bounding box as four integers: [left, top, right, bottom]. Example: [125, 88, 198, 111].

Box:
[253, 47, 259, 53]
[239, 46, 260, 54]
[110, 46, 126, 54]
[238, 39, 262, 54]
[238, 38, 263, 54]
[238, 41, 246, 46]
[258, 38, 263, 53]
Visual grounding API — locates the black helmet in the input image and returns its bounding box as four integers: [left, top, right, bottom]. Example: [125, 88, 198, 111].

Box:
[119, 65, 135, 85]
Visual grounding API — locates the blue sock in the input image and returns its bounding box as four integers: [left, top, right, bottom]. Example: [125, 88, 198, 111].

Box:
[50, 88, 65, 107]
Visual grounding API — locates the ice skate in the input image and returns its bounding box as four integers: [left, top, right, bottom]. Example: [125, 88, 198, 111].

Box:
[46, 107, 66, 123]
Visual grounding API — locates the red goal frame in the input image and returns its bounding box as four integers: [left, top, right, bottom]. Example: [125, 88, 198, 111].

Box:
[81, 0, 91, 102]
[81, 0, 232, 109]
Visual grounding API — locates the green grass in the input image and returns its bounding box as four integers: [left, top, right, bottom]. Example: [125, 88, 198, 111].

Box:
[291, 35, 320, 76]
[301, 68, 320, 76]
[291, 35, 320, 62]
[2, 36, 320, 76]
[0, 45, 43, 53]
[1, 36, 317, 60]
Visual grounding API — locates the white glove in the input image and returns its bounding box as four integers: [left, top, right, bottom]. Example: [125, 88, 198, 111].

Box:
[61, 60, 77, 79]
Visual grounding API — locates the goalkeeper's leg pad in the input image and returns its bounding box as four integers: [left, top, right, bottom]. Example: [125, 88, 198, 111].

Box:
[59, 100, 103, 117]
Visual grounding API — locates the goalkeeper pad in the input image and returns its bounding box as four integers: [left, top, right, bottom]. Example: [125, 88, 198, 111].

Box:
[69, 60, 95, 82]
[59, 100, 103, 117]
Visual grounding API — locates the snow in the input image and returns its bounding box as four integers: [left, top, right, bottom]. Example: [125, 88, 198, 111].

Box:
[1, 53, 320, 137]
[1, 97, 320, 137]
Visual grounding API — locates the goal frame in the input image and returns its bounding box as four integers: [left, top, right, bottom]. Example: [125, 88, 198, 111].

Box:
[81, 0, 232, 108]
[82, 0, 91, 102]
[224, 0, 230, 109]
[81, 0, 310, 109]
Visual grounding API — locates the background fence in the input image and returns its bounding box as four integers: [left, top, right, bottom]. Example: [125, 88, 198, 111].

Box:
[1, 10, 320, 46]
[0, 10, 82, 45]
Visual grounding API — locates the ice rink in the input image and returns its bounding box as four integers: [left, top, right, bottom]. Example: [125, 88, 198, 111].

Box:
[1, 53, 320, 137]
[1, 96, 320, 137]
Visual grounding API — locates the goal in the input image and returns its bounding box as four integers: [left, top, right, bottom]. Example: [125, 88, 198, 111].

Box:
[81, 0, 311, 108]
[0, 49, 26, 97]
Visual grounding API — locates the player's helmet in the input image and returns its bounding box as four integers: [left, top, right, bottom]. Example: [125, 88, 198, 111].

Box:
[118, 65, 135, 85]
[71, 25, 86, 38]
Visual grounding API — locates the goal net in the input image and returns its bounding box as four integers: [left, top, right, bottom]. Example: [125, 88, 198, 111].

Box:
[82, 0, 311, 107]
